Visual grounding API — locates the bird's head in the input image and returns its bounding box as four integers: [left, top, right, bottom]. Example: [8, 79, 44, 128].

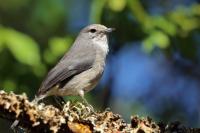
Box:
[80, 24, 114, 40]
[79, 24, 114, 53]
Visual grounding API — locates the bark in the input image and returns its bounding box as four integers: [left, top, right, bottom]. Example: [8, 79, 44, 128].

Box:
[0, 91, 199, 133]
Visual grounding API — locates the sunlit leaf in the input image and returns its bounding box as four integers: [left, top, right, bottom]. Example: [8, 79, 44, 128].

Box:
[44, 37, 72, 64]
[49, 37, 72, 57]
[108, 0, 126, 12]
[143, 38, 154, 52]
[169, 6, 199, 33]
[143, 31, 170, 53]
[152, 16, 177, 36]
[1, 27, 41, 66]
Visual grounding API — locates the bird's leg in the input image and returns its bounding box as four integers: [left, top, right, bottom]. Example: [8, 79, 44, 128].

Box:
[78, 90, 94, 112]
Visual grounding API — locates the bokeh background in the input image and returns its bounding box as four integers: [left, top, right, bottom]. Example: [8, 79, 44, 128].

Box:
[0, 0, 200, 132]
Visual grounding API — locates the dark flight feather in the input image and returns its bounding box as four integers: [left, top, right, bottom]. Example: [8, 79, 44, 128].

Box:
[37, 38, 96, 96]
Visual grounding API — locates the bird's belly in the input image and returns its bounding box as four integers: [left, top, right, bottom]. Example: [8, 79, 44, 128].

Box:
[57, 68, 103, 96]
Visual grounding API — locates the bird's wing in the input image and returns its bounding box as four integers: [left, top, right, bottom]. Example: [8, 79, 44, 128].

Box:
[37, 48, 96, 96]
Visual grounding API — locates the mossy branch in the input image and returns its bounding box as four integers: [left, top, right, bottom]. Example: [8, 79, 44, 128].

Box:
[0, 91, 199, 133]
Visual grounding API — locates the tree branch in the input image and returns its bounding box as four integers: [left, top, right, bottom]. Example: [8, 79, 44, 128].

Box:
[0, 91, 199, 133]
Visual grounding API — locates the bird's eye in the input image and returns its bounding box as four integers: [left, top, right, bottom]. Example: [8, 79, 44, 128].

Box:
[90, 29, 96, 33]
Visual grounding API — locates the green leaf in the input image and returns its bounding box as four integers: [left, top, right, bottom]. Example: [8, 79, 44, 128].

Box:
[143, 31, 170, 53]
[169, 6, 199, 33]
[108, 0, 126, 12]
[1, 27, 41, 66]
[49, 37, 72, 57]
[44, 37, 72, 64]
[152, 16, 177, 36]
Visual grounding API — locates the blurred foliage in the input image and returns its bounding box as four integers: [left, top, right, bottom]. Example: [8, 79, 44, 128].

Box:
[0, 0, 70, 97]
[0, 0, 200, 130]
[108, 0, 127, 12]
[90, 0, 107, 23]
[91, 0, 200, 57]
[0, 26, 41, 66]
[143, 30, 170, 52]
[44, 37, 72, 64]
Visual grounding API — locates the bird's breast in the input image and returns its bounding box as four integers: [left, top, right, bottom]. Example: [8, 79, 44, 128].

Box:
[93, 36, 109, 55]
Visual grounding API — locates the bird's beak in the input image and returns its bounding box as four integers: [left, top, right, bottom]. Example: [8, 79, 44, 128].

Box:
[105, 28, 115, 33]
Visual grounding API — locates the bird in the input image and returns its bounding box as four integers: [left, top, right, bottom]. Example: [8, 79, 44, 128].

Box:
[11, 24, 113, 130]
[33, 24, 114, 104]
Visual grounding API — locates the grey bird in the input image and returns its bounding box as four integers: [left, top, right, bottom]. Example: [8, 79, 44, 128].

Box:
[11, 24, 113, 130]
[34, 24, 114, 104]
